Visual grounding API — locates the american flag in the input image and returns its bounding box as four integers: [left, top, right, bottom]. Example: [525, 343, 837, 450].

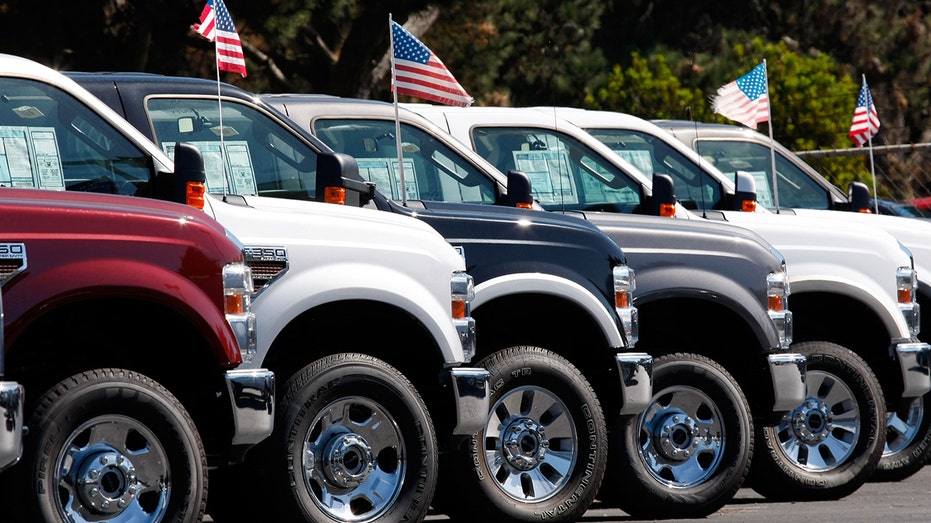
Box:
[391, 20, 472, 107]
[849, 77, 879, 147]
[711, 63, 769, 129]
[193, 0, 247, 77]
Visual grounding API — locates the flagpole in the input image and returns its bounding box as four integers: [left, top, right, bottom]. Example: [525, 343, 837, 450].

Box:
[763, 59, 779, 213]
[214, 40, 229, 198]
[388, 14, 407, 206]
[864, 75, 879, 214]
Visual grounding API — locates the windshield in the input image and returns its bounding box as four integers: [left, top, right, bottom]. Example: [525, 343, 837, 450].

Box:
[470, 126, 644, 213]
[146, 98, 318, 199]
[313, 118, 497, 204]
[587, 128, 724, 211]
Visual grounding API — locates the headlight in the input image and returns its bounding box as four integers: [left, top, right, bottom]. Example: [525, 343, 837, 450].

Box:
[613, 265, 639, 347]
[224, 261, 257, 363]
[897, 266, 921, 336]
[451, 271, 476, 362]
[767, 269, 793, 349]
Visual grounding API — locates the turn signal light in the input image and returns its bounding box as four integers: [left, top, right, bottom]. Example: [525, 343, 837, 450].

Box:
[516, 202, 533, 209]
[324, 186, 347, 205]
[659, 202, 676, 217]
[741, 199, 757, 212]
[186, 182, 206, 209]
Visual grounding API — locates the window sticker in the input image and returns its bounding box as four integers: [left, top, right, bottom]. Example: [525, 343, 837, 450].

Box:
[0, 126, 64, 190]
[163, 141, 257, 195]
[748, 170, 774, 208]
[615, 149, 654, 176]
[356, 158, 417, 200]
[513, 150, 578, 205]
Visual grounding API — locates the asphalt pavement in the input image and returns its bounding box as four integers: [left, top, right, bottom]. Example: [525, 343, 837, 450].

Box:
[424, 465, 931, 522]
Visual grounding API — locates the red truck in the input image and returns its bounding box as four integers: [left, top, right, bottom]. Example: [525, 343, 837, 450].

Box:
[0, 187, 274, 523]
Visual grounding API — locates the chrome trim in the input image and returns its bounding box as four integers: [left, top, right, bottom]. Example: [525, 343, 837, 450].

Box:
[0, 381, 24, 472]
[224, 369, 275, 446]
[894, 341, 931, 398]
[0, 242, 27, 287]
[449, 367, 490, 435]
[768, 310, 794, 350]
[615, 352, 653, 415]
[767, 353, 807, 411]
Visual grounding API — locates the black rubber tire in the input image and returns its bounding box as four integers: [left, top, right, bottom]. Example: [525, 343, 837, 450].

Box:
[439, 346, 607, 523]
[872, 393, 931, 482]
[750, 341, 885, 500]
[263, 353, 437, 523]
[12, 368, 206, 523]
[604, 352, 752, 519]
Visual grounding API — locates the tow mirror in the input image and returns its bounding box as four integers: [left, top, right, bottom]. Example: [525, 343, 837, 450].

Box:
[734, 171, 758, 212]
[316, 152, 376, 207]
[505, 170, 534, 209]
[848, 181, 872, 213]
[158, 142, 207, 208]
[651, 173, 677, 217]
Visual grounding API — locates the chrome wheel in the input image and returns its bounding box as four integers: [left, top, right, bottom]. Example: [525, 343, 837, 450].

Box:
[302, 396, 405, 522]
[884, 397, 923, 457]
[55, 415, 170, 523]
[774, 369, 860, 472]
[484, 385, 577, 502]
[637, 385, 725, 487]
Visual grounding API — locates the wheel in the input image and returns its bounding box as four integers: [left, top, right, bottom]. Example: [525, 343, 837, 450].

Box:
[872, 392, 931, 482]
[750, 341, 885, 500]
[12, 368, 206, 523]
[439, 346, 607, 523]
[604, 352, 752, 519]
[265, 353, 437, 522]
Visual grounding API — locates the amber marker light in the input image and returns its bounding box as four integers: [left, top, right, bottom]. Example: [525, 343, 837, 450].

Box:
[186, 181, 206, 209]
[659, 202, 677, 217]
[741, 199, 757, 212]
[324, 186, 347, 205]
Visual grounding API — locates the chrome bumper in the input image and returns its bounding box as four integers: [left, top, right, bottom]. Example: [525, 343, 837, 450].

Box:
[768, 353, 807, 411]
[0, 381, 23, 472]
[224, 369, 275, 448]
[894, 341, 931, 398]
[449, 367, 490, 435]
[616, 352, 653, 415]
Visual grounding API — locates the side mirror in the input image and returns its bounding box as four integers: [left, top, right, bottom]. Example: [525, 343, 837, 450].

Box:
[158, 142, 207, 208]
[315, 152, 376, 207]
[734, 171, 758, 212]
[848, 181, 872, 213]
[651, 173, 677, 217]
[505, 170, 533, 209]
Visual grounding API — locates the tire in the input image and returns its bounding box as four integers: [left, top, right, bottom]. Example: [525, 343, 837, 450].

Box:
[604, 353, 753, 519]
[872, 392, 931, 482]
[12, 368, 206, 523]
[750, 341, 885, 500]
[265, 353, 437, 523]
[440, 346, 607, 523]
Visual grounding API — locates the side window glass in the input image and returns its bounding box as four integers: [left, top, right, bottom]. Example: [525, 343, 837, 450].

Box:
[146, 98, 317, 199]
[473, 127, 643, 213]
[0, 77, 151, 196]
[313, 118, 496, 204]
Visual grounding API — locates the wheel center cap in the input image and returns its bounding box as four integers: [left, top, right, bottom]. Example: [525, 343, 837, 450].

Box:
[75, 450, 139, 515]
[322, 433, 375, 488]
[655, 413, 701, 461]
[502, 418, 548, 471]
[791, 398, 833, 443]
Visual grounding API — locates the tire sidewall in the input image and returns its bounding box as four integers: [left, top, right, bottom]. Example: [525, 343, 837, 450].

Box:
[611, 353, 751, 518]
[465, 347, 606, 521]
[24, 370, 204, 523]
[280, 357, 436, 523]
[874, 393, 931, 482]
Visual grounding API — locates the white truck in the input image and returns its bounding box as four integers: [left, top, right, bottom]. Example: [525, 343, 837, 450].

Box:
[0, 53, 485, 523]
[408, 104, 931, 506]
[653, 116, 931, 482]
